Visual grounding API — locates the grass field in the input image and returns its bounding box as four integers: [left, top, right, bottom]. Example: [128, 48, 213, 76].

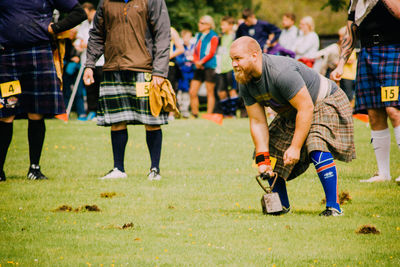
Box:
[1, 117, 400, 266]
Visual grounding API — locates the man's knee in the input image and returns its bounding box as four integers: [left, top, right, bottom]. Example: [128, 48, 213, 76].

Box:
[0, 116, 15, 123]
[145, 125, 161, 131]
[111, 122, 127, 131]
[27, 113, 44, 120]
[367, 108, 388, 129]
[386, 107, 400, 126]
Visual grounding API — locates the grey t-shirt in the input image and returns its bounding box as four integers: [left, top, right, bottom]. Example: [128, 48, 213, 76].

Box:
[239, 54, 337, 113]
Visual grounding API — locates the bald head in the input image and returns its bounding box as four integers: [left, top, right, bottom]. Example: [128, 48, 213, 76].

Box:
[230, 37, 263, 84]
[231, 37, 262, 56]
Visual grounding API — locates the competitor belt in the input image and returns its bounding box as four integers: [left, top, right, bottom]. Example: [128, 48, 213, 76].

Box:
[360, 33, 400, 48]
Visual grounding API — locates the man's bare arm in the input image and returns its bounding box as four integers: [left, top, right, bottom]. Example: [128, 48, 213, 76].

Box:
[330, 20, 358, 81]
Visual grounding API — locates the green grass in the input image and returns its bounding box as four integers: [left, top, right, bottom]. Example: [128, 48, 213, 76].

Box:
[1, 117, 400, 266]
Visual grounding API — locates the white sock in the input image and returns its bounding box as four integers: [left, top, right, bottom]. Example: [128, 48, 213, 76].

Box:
[371, 128, 391, 179]
[394, 126, 400, 149]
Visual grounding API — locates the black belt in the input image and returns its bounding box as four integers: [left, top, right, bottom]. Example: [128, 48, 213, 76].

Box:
[361, 33, 400, 48]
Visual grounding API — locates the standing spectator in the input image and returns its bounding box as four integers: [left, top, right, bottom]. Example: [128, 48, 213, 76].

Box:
[0, 0, 86, 182]
[63, 29, 88, 121]
[279, 13, 299, 51]
[236, 8, 281, 49]
[216, 16, 239, 117]
[331, 0, 400, 182]
[189, 15, 219, 117]
[176, 30, 195, 119]
[74, 2, 105, 121]
[311, 27, 346, 77]
[294, 16, 319, 60]
[84, 0, 171, 180]
[167, 27, 184, 120]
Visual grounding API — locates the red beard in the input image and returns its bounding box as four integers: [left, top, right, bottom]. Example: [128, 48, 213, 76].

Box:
[233, 68, 252, 84]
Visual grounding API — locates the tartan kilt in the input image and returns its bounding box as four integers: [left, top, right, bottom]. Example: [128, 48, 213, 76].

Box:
[97, 71, 168, 126]
[269, 88, 356, 181]
[0, 44, 64, 117]
[355, 44, 400, 114]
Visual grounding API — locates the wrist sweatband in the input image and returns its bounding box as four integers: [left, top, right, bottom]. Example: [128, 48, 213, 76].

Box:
[255, 152, 271, 166]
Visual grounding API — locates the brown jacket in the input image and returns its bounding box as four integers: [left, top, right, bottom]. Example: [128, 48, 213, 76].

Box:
[86, 0, 170, 78]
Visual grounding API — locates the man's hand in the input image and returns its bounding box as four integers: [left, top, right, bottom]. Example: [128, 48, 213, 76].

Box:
[330, 64, 344, 82]
[283, 145, 300, 166]
[83, 68, 94, 86]
[48, 23, 54, 34]
[194, 61, 204, 70]
[152, 75, 165, 88]
[258, 164, 274, 177]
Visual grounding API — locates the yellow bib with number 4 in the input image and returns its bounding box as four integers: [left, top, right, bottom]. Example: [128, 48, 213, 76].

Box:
[252, 156, 277, 170]
[0, 80, 22, 98]
[136, 82, 151, 97]
[381, 86, 399, 102]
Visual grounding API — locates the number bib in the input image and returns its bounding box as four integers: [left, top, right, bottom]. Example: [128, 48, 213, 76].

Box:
[381, 86, 399, 102]
[0, 80, 22, 98]
[136, 82, 151, 97]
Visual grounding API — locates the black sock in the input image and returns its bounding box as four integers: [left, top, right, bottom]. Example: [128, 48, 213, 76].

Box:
[111, 129, 128, 172]
[146, 129, 162, 170]
[28, 119, 45, 166]
[0, 121, 13, 172]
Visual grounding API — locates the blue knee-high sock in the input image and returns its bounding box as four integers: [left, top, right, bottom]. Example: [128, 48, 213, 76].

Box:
[229, 96, 239, 115]
[310, 151, 341, 211]
[219, 98, 229, 116]
[268, 176, 290, 209]
[146, 129, 162, 170]
[111, 129, 128, 172]
[0, 121, 13, 173]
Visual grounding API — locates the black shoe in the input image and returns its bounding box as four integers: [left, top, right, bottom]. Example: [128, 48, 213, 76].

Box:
[0, 170, 5, 182]
[319, 207, 343, 217]
[27, 165, 48, 180]
[269, 206, 291, 216]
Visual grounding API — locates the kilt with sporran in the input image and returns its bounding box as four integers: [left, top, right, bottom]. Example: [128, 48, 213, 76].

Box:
[268, 88, 356, 181]
[97, 71, 169, 126]
[0, 44, 64, 117]
[355, 44, 400, 114]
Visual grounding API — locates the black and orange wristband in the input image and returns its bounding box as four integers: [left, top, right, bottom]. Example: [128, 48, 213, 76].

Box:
[255, 152, 271, 166]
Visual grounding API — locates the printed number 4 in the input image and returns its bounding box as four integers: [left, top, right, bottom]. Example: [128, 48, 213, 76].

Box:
[9, 84, 14, 93]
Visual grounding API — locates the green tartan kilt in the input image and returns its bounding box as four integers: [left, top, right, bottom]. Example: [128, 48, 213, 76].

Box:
[97, 71, 168, 126]
[269, 88, 356, 181]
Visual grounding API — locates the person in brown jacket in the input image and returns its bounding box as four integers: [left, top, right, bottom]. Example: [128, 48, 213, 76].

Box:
[83, 0, 170, 180]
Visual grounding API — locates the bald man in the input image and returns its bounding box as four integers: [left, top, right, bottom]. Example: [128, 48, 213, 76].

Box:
[231, 37, 355, 216]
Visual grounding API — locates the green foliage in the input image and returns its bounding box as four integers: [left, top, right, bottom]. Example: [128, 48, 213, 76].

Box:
[165, 0, 252, 32]
[1, 118, 400, 265]
[321, 0, 348, 12]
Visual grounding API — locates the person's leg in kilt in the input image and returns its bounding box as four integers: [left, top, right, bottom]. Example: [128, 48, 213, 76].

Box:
[26, 113, 49, 180]
[145, 125, 162, 180]
[146, 125, 162, 171]
[0, 117, 14, 181]
[111, 123, 128, 173]
[310, 151, 341, 212]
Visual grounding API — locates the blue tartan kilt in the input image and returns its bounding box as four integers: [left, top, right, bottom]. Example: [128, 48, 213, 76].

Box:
[0, 43, 65, 117]
[97, 71, 169, 126]
[355, 44, 400, 114]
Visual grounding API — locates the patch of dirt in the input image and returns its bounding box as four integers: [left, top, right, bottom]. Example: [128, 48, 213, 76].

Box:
[77, 205, 101, 212]
[356, 224, 380, 234]
[122, 223, 134, 229]
[53, 205, 73, 212]
[100, 192, 117, 198]
[321, 191, 352, 205]
[53, 204, 101, 212]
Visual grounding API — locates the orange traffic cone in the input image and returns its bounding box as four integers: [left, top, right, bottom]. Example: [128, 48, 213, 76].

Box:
[55, 113, 68, 122]
[202, 113, 223, 125]
[353, 114, 369, 123]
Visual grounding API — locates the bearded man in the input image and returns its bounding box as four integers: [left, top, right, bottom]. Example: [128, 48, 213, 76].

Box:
[231, 37, 355, 216]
